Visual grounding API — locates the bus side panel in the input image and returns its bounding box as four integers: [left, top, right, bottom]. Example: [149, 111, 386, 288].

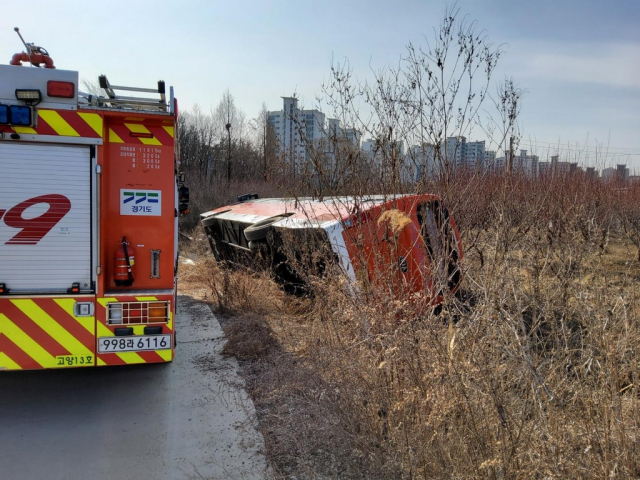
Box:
[0, 296, 96, 371]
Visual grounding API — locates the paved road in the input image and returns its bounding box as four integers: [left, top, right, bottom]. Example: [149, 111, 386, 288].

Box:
[0, 295, 267, 480]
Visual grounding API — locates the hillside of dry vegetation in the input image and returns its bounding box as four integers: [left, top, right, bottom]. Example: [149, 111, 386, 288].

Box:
[180, 174, 640, 479]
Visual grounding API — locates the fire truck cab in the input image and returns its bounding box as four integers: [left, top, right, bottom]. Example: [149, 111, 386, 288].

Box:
[0, 53, 184, 371]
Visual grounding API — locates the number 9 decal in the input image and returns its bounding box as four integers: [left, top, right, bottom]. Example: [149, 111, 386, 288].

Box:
[1, 194, 71, 245]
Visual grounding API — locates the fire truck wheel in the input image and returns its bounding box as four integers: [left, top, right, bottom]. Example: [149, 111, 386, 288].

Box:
[244, 215, 287, 242]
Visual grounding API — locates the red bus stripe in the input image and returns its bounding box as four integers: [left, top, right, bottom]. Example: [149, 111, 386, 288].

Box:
[0, 334, 39, 369]
[36, 299, 95, 351]
[1, 302, 70, 357]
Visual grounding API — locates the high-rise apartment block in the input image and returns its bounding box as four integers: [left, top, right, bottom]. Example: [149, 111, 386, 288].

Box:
[410, 136, 490, 180]
[268, 96, 360, 174]
[268, 97, 325, 171]
[444, 136, 486, 168]
[495, 149, 539, 177]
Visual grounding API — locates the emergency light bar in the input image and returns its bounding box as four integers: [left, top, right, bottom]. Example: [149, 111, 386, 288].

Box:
[0, 104, 34, 127]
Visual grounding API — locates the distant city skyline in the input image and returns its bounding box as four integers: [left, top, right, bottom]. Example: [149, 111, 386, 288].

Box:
[264, 94, 634, 181]
[2, 0, 637, 168]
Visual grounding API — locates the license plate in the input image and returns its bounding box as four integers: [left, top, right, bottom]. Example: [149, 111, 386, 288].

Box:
[98, 334, 172, 353]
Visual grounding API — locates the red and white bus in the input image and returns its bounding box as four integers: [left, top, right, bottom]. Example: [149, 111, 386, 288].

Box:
[201, 194, 463, 304]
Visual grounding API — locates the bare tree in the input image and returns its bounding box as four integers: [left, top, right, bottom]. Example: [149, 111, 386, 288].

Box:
[320, 4, 515, 194]
[250, 103, 280, 180]
[80, 78, 102, 96]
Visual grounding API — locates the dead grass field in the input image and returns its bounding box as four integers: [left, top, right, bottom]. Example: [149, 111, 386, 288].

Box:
[179, 178, 640, 479]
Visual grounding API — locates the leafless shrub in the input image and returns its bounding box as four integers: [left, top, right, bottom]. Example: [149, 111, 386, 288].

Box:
[618, 184, 640, 261]
[185, 6, 640, 479]
[216, 172, 640, 479]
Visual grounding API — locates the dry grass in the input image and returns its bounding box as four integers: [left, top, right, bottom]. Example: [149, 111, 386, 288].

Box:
[378, 209, 413, 235]
[182, 174, 640, 479]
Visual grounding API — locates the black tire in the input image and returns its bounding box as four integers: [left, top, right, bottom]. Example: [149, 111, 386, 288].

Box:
[244, 215, 287, 242]
[248, 240, 267, 252]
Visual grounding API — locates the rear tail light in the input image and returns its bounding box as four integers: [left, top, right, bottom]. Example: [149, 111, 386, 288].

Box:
[108, 304, 123, 324]
[47, 80, 75, 98]
[149, 302, 168, 319]
[106, 301, 170, 325]
[129, 309, 142, 323]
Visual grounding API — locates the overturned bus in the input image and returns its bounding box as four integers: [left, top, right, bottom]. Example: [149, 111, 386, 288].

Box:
[200, 194, 463, 304]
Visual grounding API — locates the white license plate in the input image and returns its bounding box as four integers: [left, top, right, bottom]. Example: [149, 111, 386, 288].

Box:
[98, 334, 172, 353]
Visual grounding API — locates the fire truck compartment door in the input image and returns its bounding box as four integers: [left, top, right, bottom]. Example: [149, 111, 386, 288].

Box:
[0, 143, 92, 293]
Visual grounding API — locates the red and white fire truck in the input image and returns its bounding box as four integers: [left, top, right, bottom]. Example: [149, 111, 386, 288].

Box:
[0, 32, 187, 371]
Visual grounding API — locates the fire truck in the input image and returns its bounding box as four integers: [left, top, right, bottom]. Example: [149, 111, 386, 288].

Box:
[0, 30, 188, 371]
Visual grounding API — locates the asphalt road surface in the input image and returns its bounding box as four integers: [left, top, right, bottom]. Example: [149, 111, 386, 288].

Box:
[0, 295, 267, 480]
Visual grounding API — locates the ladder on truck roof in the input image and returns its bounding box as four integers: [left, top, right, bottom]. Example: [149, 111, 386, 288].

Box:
[82, 75, 172, 113]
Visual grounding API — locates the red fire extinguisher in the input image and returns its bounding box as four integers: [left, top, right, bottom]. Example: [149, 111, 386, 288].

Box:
[114, 236, 135, 287]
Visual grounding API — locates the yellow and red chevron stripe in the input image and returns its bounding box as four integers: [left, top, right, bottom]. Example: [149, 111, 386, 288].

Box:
[0, 295, 174, 371]
[0, 297, 96, 371]
[6, 108, 175, 146]
[95, 295, 174, 367]
[107, 122, 174, 146]
[9, 109, 103, 138]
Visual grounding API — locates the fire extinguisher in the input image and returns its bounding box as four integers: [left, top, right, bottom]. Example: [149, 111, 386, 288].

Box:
[114, 236, 135, 287]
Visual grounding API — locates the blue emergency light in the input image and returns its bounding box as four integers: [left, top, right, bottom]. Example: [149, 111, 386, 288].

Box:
[0, 104, 33, 126]
[10, 105, 32, 126]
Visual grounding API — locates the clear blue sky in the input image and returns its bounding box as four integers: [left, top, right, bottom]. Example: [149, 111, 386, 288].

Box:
[2, 0, 639, 168]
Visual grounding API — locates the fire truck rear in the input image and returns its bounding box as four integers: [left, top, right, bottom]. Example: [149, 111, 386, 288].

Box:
[0, 34, 187, 371]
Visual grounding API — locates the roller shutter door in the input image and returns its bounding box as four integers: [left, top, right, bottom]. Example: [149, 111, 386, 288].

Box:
[0, 143, 91, 293]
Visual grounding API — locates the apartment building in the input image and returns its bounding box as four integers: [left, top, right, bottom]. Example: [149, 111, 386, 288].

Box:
[444, 136, 486, 168]
[268, 97, 363, 176]
[267, 96, 325, 173]
[495, 149, 539, 177]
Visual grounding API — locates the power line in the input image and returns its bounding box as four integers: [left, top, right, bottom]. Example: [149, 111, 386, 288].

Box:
[516, 139, 640, 155]
[522, 138, 640, 151]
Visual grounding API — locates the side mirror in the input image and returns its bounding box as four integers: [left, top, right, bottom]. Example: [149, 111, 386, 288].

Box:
[178, 185, 190, 216]
[179, 185, 189, 203]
